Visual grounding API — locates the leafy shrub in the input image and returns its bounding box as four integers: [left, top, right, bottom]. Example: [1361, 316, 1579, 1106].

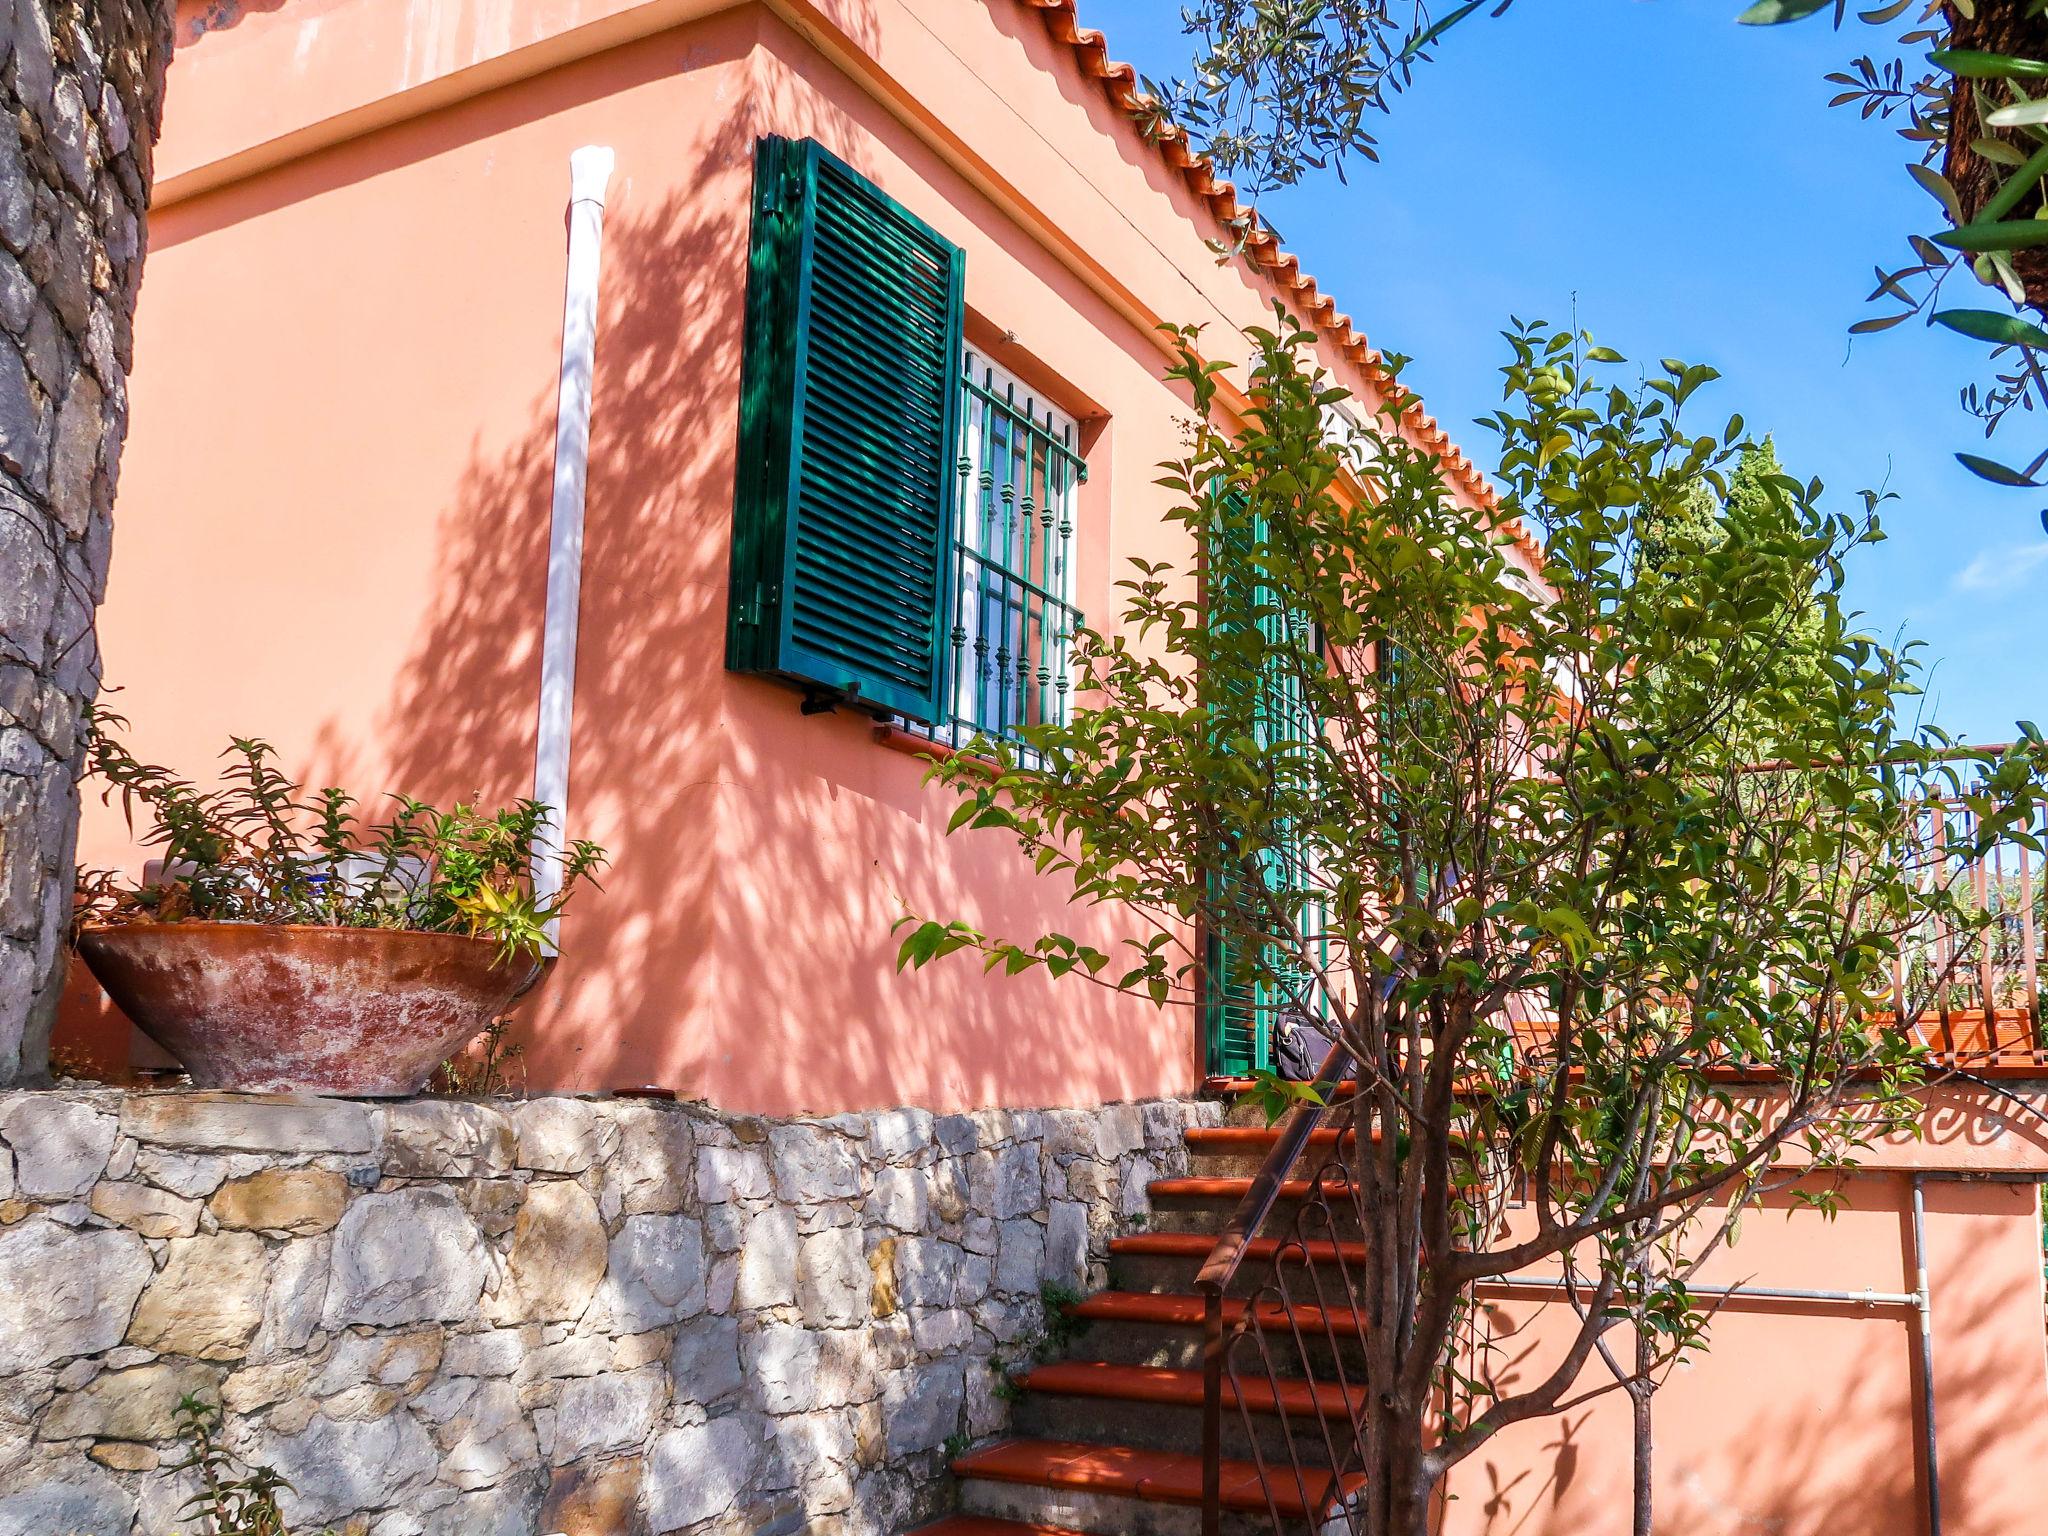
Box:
[77, 709, 606, 962]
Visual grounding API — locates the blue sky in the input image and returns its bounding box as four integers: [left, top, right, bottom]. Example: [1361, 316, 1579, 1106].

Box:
[1080, 0, 2044, 745]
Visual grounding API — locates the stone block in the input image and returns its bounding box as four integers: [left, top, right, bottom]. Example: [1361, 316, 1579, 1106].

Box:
[421, 1477, 544, 1536]
[131, 1145, 245, 1198]
[381, 1100, 516, 1177]
[312, 1328, 443, 1396]
[1045, 1200, 1088, 1288]
[48, 370, 99, 535]
[436, 1378, 536, 1491]
[126, 1231, 267, 1360]
[742, 1324, 868, 1415]
[604, 1213, 707, 1332]
[0, 342, 38, 481]
[668, 1314, 742, 1406]
[209, 1166, 346, 1234]
[0, 1096, 114, 1197]
[119, 1093, 376, 1155]
[865, 1163, 928, 1232]
[643, 1415, 761, 1533]
[249, 1234, 329, 1360]
[0, 1215, 148, 1372]
[441, 1327, 530, 1380]
[694, 1140, 769, 1204]
[42, 1360, 219, 1440]
[768, 1122, 864, 1204]
[995, 1218, 1046, 1296]
[990, 1140, 1042, 1220]
[260, 1410, 440, 1525]
[462, 1177, 525, 1239]
[509, 1098, 611, 1175]
[0, 505, 53, 661]
[891, 1237, 959, 1309]
[552, 1367, 666, 1462]
[732, 1204, 797, 1311]
[1119, 1155, 1157, 1219]
[222, 1359, 314, 1414]
[88, 1177, 198, 1237]
[868, 1107, 932, 1163]
[796, 1224, 868, 1327]
[0, 1463, 134, 1536]
[325, 1188, 485, 1327]
[1093, 1103, 1148, 1160]
[909, 1306, 972, 1355]
[612, 1104, 693, 1213]
[539, 1456, 649, 1536]
[487, 1179, 605, 1325]
[881, 1358, 965, 1457]
[516, 1333, 610, 1384]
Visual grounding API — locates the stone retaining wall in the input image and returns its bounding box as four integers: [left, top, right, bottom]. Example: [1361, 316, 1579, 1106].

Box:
[0, 1088, 1221, 1536]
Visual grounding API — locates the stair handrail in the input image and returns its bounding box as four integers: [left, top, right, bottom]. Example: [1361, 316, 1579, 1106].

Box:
[1195, 1031, 1358, 1535]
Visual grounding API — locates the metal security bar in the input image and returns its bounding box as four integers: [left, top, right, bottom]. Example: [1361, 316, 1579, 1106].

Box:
[1889, 790, 2045, 1057]
[909, 353, 1085, 754]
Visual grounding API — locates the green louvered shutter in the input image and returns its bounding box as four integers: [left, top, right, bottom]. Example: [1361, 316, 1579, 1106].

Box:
[1203, 494, 1327, 1078]
[728, 136, 966, 723]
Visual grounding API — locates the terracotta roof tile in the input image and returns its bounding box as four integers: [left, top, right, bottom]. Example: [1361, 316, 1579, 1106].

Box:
[1017, 0, 1544, 567]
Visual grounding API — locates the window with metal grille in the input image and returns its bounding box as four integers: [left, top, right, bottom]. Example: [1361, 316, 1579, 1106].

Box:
[908, 353, 1086, 755]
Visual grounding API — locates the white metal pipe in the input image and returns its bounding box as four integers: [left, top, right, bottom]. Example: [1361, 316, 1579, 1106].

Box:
[532, 145, 616, 942]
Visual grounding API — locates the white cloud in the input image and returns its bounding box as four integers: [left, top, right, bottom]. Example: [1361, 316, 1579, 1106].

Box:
[1950, 538, 2048, 595]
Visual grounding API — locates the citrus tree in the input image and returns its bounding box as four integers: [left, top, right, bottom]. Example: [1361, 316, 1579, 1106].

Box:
[897, 309, 2048, 1534]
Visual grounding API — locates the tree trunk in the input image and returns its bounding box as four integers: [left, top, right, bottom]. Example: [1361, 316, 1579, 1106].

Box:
[1632, 1326, 1655, 1536]
[0, 0, 172, 1082]
[1941, 0, 2048, 314]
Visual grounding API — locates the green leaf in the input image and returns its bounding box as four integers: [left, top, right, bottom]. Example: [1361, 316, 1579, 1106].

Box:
[1986, 99, 2048, 128]
[1933, 219, 2048, 252]
[1931, 308, 2048, 348]
[1907, 162, 1963, 223]
[1399, 0, 1482, 61]
[1931, 49, 2048, 79]
[1956, 451, 2041, 487]
[1737, 0, 1830, 23]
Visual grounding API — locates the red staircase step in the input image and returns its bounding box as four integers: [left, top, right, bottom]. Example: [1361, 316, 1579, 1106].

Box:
[1068, 1289, 1368, 1335]
[1184, 1126, 1366, 1153]
[1112, 1231, 1369, 1266]
[1020, 1359, 1365, 1419]
[901, 1521, 1082, 1536]
[952, 1437, 1363, 1517]
[1148, 1175, 1359, 1201]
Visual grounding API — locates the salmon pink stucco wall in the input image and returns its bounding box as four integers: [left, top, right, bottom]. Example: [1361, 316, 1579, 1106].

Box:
[66, 0, 1432, 1113]
[1442, 1160, 2048, 1536]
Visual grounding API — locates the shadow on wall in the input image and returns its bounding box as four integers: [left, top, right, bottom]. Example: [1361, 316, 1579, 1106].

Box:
[63, 0, 1188, 1110]
[345, 36, 1178, 1111]
[1464, 1179, 2047, 1536]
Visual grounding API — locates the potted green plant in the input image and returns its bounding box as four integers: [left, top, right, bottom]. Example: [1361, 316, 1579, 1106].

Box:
[71, 711, 606, 1096]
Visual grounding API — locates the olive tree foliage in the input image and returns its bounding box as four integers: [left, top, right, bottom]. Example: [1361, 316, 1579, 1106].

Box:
[897, 310, 2048, 1533]
[1144, 1, 2048, 514]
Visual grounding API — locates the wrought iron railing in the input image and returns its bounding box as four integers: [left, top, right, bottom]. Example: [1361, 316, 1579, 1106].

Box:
[1886, 791, 2043, 1054]
[1198, 1036, 1369, 1534]
[907, 354, 1085, 756]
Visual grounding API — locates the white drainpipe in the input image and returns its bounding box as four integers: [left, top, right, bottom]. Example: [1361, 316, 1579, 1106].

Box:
[532, 145, 616, 943]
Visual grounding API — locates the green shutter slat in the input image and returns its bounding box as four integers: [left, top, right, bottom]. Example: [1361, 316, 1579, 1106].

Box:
[727, 135, 966, 723]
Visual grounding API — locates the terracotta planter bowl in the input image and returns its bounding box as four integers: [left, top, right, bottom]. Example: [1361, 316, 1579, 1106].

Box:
[74, 922, 546, 1096]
